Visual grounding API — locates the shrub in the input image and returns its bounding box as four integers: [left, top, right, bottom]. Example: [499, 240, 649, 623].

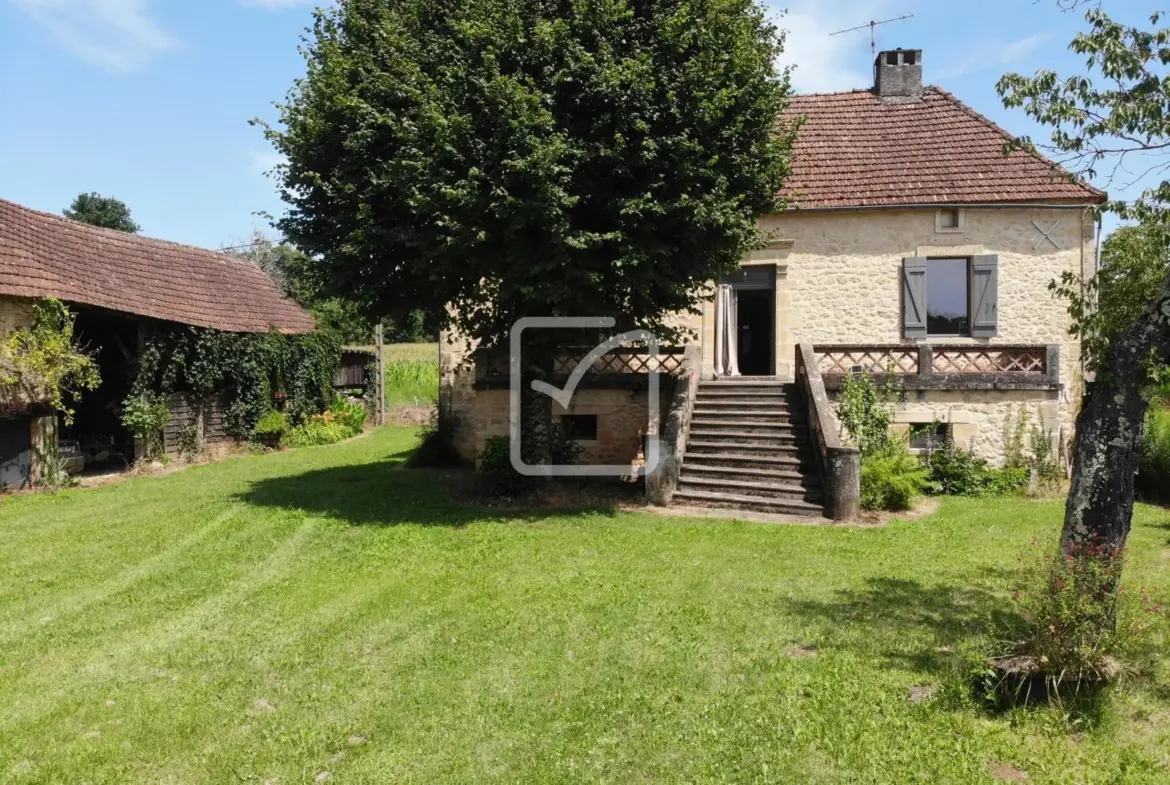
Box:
[1003, 405, 1063, 491]
[330, 394, 368, 434]
[926, 442, 1028, 497]
[408, 407, 466, 468]
[859, 443, 929, 512]
[120, 393, 171, 462]
[835, 371, 900, 457]
[988, 540, 1160, 705]
[282, 412, 354, 448]
[1137, 405, 1170, 503]
[478, 435, 533, 497]
[477, 425, 584, 497]
[250, 409, 289, 448]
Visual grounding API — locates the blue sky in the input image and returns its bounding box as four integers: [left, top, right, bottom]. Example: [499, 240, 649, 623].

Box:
[0, 0, 1159, 250]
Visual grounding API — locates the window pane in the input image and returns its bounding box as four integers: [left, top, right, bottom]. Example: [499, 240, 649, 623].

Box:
[927, 258, 969, 335]
[909, 423, 949, 451]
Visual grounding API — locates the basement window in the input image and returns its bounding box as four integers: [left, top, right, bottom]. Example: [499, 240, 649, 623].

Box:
[560, 414, 598, 442]
[909, 422, 950, 452]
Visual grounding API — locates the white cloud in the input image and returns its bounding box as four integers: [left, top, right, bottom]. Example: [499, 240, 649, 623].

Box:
[768, 0, 893, 94]
[10, 0, 179, 72]
[1001, 31, 1051, 63]
[935, 32, 1053, 81]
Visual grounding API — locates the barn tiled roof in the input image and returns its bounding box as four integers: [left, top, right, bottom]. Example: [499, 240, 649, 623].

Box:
[0, 198, 315, 334]
[779, 87, 1106, 209]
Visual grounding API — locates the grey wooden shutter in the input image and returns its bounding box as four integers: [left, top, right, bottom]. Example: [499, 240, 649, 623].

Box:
[902, 257, 928, 339]
[970, 255, 999, 338]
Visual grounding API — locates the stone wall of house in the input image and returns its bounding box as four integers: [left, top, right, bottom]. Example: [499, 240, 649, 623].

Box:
[881, 391, 1063, 466]
[467, 387, 657, 469]
[440, 206, 1094, 469]
[0, 296, 34, 338]
[688, 205, 1093, 465]
[765, 207, 1090, 389]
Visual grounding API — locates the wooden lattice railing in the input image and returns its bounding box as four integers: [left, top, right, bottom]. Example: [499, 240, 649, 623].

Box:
[817, 345, 920, 376]
[553, 347, 685, 376]
[931, 346, 1046, 374]
[814, 343, 1059, 389]
[477, 346, 686, 386]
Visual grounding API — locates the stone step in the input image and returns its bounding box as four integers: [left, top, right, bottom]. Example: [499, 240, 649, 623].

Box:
[696, 387, 790, 397]
[688, 429, 808, 444]
[689, 418, 798, 432]
[699, 379, 791, 388]
[671, 489, 824, 517]
[680, 463, 820, 485]
[682, 451, 809, 470]
[694, 399, 790, 410]
[685, 440, 806, 457]
[678, 476, 824, 502]
[687, 421, 800, 432]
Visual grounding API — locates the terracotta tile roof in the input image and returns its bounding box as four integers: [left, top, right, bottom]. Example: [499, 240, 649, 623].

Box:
[0, 198, 316, 334]
[779, 87, 1106, 209]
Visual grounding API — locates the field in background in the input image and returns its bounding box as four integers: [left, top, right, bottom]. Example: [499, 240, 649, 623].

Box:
[382, 342, 439, 408]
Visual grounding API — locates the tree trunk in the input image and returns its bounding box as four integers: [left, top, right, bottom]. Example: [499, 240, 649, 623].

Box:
[1062, 272, 1170, 552]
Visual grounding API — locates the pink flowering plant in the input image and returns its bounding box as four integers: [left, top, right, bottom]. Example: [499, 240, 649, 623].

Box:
[1003, 538, 1161, 687]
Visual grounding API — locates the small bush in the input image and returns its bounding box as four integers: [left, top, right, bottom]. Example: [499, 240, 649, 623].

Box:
[1003, 405, 1063, 491]
[478, 435, 533, 497]
[121, 393, 171, 462]
[477, 424, 584, 497]
[408, 407, 466, 468]
[926, 443, 1027, 497]
[1137, 405, 1170, 503]
[835, 371, 900, 457]
[987, 540, 1160, 706]
[250, 409, 289, 448]
[330, 394, 368, 434]
[860, 443, 929, 512]
[282, 412, 355, 448]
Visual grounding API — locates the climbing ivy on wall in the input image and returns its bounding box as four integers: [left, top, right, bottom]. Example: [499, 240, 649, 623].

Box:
[128, 325, 340, 438]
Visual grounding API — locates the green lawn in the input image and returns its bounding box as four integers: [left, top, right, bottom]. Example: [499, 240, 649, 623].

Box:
[2, 428, 1168, 783]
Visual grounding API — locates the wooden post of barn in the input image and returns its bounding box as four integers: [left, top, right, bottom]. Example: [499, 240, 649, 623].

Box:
[374, 323, 386, 427]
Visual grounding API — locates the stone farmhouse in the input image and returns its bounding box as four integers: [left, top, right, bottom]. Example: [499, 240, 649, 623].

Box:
[441, 49, 1105, 518]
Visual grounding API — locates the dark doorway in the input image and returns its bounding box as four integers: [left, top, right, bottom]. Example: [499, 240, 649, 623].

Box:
[736, 289, 774, 375]
[0, 417, 32, 491]
[65, 308, 138, 472]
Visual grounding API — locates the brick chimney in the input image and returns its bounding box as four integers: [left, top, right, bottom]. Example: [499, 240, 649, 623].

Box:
[874, 48, 923, 102]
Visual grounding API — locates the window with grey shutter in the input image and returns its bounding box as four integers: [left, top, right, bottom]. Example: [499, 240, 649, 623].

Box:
[902, 257, 928, 339]
[970, 255, 999, 338]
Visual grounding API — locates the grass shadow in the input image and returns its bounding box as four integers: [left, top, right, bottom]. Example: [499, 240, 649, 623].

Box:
[237, 447, 630, 527]
[784, 575, 1023, 675]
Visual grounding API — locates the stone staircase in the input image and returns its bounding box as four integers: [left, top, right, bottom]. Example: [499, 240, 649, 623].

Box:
[672, 379, 825, 517]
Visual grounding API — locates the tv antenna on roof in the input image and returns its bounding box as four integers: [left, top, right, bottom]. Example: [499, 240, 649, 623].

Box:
[830, 14, 914, 58]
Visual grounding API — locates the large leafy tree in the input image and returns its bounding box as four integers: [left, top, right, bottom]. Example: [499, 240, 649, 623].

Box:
[999, 9, 1170, 553]
[63, 192, 140, 233]
[263, 0, 795, 455]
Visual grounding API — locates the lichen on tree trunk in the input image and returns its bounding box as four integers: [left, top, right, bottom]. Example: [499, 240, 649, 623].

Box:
[1063, 271, 1170, 551]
